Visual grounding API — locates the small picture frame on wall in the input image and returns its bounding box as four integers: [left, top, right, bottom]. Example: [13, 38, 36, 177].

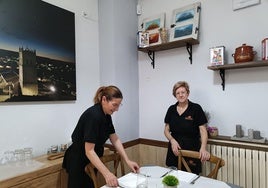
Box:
[141, 13, 165, 46]
[232, 0, 260, 11]
[169, 2, 201, 42]
[209, 46, 225, 66]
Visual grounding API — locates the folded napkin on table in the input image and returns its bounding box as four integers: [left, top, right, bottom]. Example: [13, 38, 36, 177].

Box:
[118, 172, 146, 188]
[139, 166, 171, 178]
[169, 170, 198, 183]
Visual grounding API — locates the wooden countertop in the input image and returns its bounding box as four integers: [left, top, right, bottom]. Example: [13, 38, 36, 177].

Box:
[0, 147, 111, 187]
[0, 154, 63, 187]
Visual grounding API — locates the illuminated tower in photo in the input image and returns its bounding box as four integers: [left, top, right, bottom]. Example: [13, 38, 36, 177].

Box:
[19, 47, 38, 96]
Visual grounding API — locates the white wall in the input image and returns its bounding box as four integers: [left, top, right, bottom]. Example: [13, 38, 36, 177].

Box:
[0, 0, 100, 156]
[98, 0, 139, 142]
[1, 0, 266, 159]
[0, 0, 140, 157]
[138, 0, 268, 141]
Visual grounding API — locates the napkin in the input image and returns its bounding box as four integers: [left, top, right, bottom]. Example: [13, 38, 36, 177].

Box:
[169, 170, 198, 183]
[139, 166, 171, 178]
[118, 172, 146, 188]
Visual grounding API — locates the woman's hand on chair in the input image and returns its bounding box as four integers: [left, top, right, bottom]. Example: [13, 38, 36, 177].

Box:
[199, 149, 210, 162]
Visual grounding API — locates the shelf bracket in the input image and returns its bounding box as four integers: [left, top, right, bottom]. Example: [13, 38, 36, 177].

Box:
[219, 69, 225, 91]
[186, 43, 192, 64]
[147, 50, 155, 68]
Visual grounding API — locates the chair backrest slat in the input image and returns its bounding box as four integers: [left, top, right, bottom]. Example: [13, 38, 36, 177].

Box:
[85, 152, 125, 187]
[178, 149, 225, 179]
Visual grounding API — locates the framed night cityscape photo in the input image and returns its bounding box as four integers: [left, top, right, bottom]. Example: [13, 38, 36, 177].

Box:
[0, 0, 76, 102]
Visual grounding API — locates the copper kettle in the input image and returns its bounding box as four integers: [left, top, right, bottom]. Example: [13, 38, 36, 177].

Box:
[232, 44, 256, 63]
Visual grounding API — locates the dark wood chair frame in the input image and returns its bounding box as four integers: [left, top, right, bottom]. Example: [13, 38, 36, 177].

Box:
[178, 149, 225, 179]
[85, 152, 125, 188]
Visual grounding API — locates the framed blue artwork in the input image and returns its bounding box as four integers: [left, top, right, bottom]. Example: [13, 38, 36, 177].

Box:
[170, 2, 201, 42]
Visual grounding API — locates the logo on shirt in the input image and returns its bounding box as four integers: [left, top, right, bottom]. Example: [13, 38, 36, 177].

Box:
[185, 116, 193, 120]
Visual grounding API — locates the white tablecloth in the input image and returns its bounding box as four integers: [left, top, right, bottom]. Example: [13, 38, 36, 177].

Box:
[102, 166, 235, 188]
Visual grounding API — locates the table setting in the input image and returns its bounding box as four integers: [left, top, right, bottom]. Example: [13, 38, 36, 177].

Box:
[101, 165, 237, 188]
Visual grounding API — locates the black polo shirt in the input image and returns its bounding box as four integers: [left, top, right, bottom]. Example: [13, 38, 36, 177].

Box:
[63, 103, 115, 187]
[71, 103, 115, 156]
[164, 100, 207, 173]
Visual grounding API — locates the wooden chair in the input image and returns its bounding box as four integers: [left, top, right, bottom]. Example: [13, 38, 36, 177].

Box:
[178, 149, 225, 179]
[85, 152, 125, 188]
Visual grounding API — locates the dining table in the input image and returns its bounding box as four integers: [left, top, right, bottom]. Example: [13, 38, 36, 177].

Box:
[101, 165, 241, 188]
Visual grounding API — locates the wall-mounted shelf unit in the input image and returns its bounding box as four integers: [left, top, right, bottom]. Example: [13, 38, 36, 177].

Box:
[138, 38, 199, 68]
[207, 60, 268, 90]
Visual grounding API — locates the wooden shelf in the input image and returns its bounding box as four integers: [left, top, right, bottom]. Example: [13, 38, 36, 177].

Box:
[207, 60, 268, 70]
[138, 38, 199, 52]
[138, 38, 199, 68]
[207, 60, 268, 90]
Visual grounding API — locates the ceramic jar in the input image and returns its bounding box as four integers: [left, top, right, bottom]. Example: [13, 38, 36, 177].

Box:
[159, 28, 169, 43]
[232, 44, 256, 63]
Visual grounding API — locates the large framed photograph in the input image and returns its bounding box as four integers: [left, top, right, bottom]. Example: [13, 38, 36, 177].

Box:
[0, 0, 76, 103]
[209, 46, 225, 66]
[170, 2, 201, 42]
[142, 13, 165, 46]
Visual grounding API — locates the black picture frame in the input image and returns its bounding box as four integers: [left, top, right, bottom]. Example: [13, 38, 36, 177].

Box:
[0, 0, 76, 102]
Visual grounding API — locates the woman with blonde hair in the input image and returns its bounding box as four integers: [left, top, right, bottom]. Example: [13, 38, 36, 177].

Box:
[164, 81, 210, 174]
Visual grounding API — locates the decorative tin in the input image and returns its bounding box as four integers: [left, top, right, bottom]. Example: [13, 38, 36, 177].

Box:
[137, 31, 149, 48]
[262, 38, 268, 60]
[209, 46, 225, 66]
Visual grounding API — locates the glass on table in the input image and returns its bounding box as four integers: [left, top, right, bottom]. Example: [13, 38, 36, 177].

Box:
[148, 176, 161, 188]
[136, 172, 148, 188]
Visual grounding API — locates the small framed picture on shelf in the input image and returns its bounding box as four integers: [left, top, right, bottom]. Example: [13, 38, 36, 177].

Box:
[142, 13, 165, 46]
[209, 46, 225, 66]
[137, 31, 149, 48]
[169, 2, 201, 42]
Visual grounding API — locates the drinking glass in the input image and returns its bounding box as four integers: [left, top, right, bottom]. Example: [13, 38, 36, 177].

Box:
[136, 173, 148, 188]
[149, 176, 160, 188]
[14, 149, 24, 161]
[24, 147, 33, 165]
[3, 150, 15, 164]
